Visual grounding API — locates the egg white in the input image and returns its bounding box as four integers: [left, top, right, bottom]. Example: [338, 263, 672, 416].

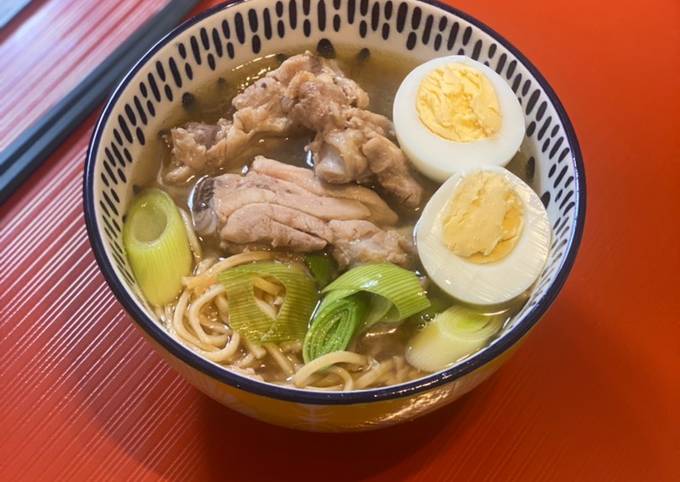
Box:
[394, 56, 526, 182]
[416, 166, 551, 306]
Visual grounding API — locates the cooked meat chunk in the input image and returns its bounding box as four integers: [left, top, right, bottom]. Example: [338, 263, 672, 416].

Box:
[166, 92, 292, 183]
[167, 120, 230, 182]
[283, 71, 423, 206]
[166, 53, 423, 207]
[309, 109, 423, 208]
[166, 52, 366, 181]
[250, 157, 398, 225]
[361, 135, 424, 208]
[328, 220, 414, 267]
[312, 128, 369, 184]
[208, 172, 372, 222]
[191, 158, 412, 267]
[220, 203, 329, 252]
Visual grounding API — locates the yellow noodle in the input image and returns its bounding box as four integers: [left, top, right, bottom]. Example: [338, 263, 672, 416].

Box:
[292, 351, 367, 388]
[254, 297, 278, 319]
[197, 331, 240, 362]
[214, 295, 229, 321]
[243, 338, 267, 359]
[328, 366, 354, 391]
[355, 359, 395, 389]
[200, 320, 231, 334]
[188, 285, 227, 345]
[264, 343, 294, 376]
[178, 208, 202, 260]
[252, 276, 283, 296]
[307, 372, 342, 387]
[236, 352, 256, 368]
[172, 290, 212, 350]
[279, 340, 302, 353]
[195, 257, 216, 275]
[183, 251, 275, 290]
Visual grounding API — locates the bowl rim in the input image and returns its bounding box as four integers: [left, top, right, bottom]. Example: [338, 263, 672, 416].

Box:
[83, 0, 586, 405]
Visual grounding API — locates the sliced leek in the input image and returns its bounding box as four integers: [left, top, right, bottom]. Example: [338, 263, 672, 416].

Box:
[324, 263, 430, 327]
[123, 188, 192, 306]
[304, 253, 338, 288]
[406, 305, 503, 372]
[219, 262, 318, 343]
[302, 291, 369, 363]
[302, 263, 430, 362]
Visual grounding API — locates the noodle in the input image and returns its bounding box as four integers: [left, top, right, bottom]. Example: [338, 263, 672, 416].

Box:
[244, 338, 267, 359]
[188, 284, 227, 345]
[252, 276, 283, 296]
[178, 208, 202, 260]
[183, 251, 275, 290]
[354, 359, 395, 389]
[279, 340, 302, 353]
[292, 351, 367, 388]
[200, 320, 230, 334]
[328, 366, 354, 391]
[172, 290, 213, 350]
[254, 297, 278, 319]
[195, 257, 217, 275]
[164, 277, 423, 391]
[264, 343, 294, 376]
[198, 332, 241, 362]
[236, 352, 256, 368]
[214, 295, 229, 320]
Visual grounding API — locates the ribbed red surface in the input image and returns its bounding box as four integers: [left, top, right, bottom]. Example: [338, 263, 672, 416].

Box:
[1, 1, 679, 481]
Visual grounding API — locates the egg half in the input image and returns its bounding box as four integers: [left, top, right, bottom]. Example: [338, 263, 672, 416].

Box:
[416, 166, 551, 306]
[394, 56, 525, 182]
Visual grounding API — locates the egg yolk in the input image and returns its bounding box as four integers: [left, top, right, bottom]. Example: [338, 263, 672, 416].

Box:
[442, 171, 523, 264]
[416, 63, 502, 142]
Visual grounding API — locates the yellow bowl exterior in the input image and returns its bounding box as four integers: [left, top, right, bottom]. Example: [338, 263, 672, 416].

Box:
[144, 331, 517, 432]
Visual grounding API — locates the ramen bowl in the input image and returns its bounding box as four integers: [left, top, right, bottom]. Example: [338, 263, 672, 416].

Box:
[84, 0, 585, 431]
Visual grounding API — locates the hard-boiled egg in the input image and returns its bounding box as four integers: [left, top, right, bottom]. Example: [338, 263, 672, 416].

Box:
[394, 56, 525, 182]
[416, 166, 550, 305]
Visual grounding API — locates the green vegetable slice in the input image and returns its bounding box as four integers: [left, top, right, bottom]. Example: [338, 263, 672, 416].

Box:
[302, 263, 430, 362]
[304, 253, 338, 288]
[323, 263, 430, 326]
[302, 291, 369, 363]
[406, 305, 503, 372]
[123, 188, 192, 306]
[219, 262, 318, 343]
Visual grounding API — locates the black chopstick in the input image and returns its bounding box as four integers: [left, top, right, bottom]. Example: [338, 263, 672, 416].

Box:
[0, 0, 200, 205]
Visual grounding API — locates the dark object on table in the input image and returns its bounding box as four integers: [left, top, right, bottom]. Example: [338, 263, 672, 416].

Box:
[0, 0, 199, 204]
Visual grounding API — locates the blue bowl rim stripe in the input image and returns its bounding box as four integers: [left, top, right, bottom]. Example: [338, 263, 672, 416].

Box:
[84, 0, 586, 405]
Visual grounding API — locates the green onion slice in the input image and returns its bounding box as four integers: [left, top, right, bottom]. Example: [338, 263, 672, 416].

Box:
[302, 263, 430, 362]
[219, 262, 318, 343]
[406, 305, 503, 372]
[302, 291, 369, 363]
[304, 253, 338, 288]
[123, 188, 193, 306]
[323, 263, 430, 327]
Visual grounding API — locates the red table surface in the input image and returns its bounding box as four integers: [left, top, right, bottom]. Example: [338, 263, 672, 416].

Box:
[1, 0, 678, 480]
